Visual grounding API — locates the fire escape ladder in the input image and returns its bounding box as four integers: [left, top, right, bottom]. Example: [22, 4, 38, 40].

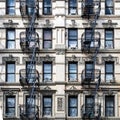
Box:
[19, 0, 39, 120]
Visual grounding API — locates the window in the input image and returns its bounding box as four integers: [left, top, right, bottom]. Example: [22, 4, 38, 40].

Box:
[6, 96, 16, 117]
[85, 28, 92, 42]
[105, 29, 114, 49]
[68, 29, 77, 48]
[85, 96, 94, 117]
[68, 62, 77, 81]
[85, 61, 94, 80]
[68, 96, 78, 117]
[105, 96, 114, 116]
[26, 96, 35, 115]
[105, 0, 114, 15]
[84, 0, 93, 14]
[105, 62, 114, 82]
[26, 0, 35, 15]
[43, 29, 52, 49]
[68, 0, 77, 15]
[6, 29, 15, 49]
[26, 61, 35, 83]
[43, 0, 52, 15]
[6, 62, 15, 83]
[6, 0, 15, 15]
[43, 96, 52, 116]
[43, 62, 52, 82]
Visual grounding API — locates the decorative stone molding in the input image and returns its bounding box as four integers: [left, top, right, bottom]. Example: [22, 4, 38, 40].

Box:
[3, 19, 18, 28]
[38, 55, 55, 64]
[102, 20, 118, 28]
[22, 57, 38, 64]
[2, 55, 20, 64]
[66, 56, 82, 64]
[56, 49, 65, 55]
[40, 86, 56, 94]
[101, 55, 119, 64]
[23, 22, 38, 28]
[57, 97, 64, 111]
[41, 19, 53, 28]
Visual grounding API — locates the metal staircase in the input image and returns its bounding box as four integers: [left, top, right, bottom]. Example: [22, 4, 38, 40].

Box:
[19, 0, 39, 120]
[81, 0, 101, 119]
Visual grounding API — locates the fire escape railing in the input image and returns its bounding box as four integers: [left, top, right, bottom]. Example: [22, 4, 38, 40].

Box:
[19, 0, 39, 120]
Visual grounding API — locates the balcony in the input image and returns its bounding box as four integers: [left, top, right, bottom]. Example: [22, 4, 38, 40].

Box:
[81, 69, 101, 86]
[81, 103, 101, 119]
[81, 31, 100, 53]
[20, 32, 39, 52]
[19, 0, 39, 18]
[19, 69, 39, 86]
[19, 104, 39, 120]
[81, 0, 101, 19]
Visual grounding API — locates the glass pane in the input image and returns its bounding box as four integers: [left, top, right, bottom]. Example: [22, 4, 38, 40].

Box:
[68, 41, 77, 47]
[106, 108, 114, 116]
[106, 8, 113, 14]
[44, 41, 52, 48]
[69, 108, 77, 116]
[44, 108, 51, 115]
[106, 31, 113, 40]
[70, 0, 77, 6]
[106, 74, 113, 82]
[106, 41, 113, 48]
[7, 8, 15, 15]
[7, 108, 15, 116]
[44, 64, 51, 73]
[7, 98, 15, 107]
[106, 64, 113, 72]
[106, 0, 113, 6]
[7, 64, 15, 73]
[69, 74, 77, 80]
[69, 64, 77, 72]
[44, 98, 52, 107]
[70, 98, 77, 107]
[7, 74, 15, 82]
[8, 30, 15, 39]
[69, 30, 77, 37]
[44, 74, 51, 80]
[7, 0, 15, 6]
[44, 30, 51, 39]
[7, 41, 15, 49]
[86, 63, 93, 70]
[44, 0, 51, 6]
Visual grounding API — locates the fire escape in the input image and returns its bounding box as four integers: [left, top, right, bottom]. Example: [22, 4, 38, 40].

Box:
[19, 0, 39, 119]
[81, 0, 101, 119]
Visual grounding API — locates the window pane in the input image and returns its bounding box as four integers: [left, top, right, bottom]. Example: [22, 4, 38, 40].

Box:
[106, 0, 113, 7]
[44, 30, 51, 39]
[44, 41, 52, 48]
[7, 0, 15, 6]
[69, 108, 77, 117]
[44, 64, 51, 73]
[44, 98, 52, 107]
[69, 98, 77, 107]
[106, 74, 113, 82]
[44, 74, 51, 80]
[106, 64, 113, 72]
[7, 64, 15, 73]
[44, 108, 52, 115]
[7, 74, 15, 82]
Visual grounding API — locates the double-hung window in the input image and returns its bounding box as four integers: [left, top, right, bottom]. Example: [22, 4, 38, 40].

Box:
[68, 62, 77, 81]
[6, 0, 15, 15]
[26, 61, 35, 83]
[68, 0, 77, 15]
[85, 96, 94, 117]
[43, 0, 52, 15]
[6, 62, 15, 83]
[68, 29, 77, 48]
[6, 96, 16, 117]
[6, 29, 15, 49]
[43, 96, 52, 116]
[105, 29, 114, 49]
[105, 0, 114, 15]
[105, 62, 114, 82]
[85, 61, 94, 80]
[105, 96, 114, 116]
[26, 96, 35, 116]
[43, 62, 52, 82]
[68, 96, 78, 117]
[43, 29, 52, 49]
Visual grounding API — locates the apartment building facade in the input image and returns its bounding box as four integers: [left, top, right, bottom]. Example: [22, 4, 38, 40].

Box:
[0, 0, 120, 120]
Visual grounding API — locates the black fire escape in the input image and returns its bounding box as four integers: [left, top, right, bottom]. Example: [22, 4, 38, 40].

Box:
[81, 0, 101, 120]
[19, 0, 39, 120]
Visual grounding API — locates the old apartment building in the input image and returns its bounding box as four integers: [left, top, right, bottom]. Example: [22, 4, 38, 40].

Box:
[0, 0, 120, 120]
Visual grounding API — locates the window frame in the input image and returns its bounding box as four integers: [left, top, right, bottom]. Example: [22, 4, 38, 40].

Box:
[43, 0, 52, 15]
[68, 0, 77, 15]
[105, 96, 115, 117]
[5, 96, 16, 117]
[6, 62, 15, 83]
[105, 0, 114, 15]
[43, 62, 52, 82]
[105, 61, 114, 82]
[68, 96, 78, 117]
[43, 96, 52, 116]
[105, 29, 114, 49]
[6, 0, 15, 15]
[68, 29, 78, 48]
[6, 29, 15, 49]
[43, 29, 52, 49]
[68, 62, 78, 81]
